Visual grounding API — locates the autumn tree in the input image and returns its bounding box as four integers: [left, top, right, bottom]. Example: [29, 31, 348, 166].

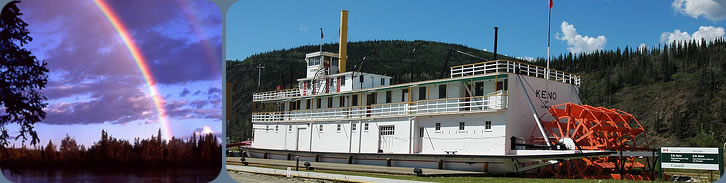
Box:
[0, 1, 49, 149]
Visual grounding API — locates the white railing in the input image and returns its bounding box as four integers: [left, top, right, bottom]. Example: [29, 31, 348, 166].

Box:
[450, 60, 580, 86]
[252, 95, 508, 122]
[253, 60, 580, 102]
[253, 88, 301, 101]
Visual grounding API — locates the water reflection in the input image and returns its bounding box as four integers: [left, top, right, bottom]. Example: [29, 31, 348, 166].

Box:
[2, 168, 218, 183]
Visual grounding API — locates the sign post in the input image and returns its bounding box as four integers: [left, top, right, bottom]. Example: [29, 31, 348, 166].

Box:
[659, 147, 723, 181]
[658, 148, 662, 180]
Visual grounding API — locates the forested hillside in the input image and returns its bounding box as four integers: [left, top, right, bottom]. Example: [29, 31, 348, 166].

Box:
[227, 39, 726, 148]
[538, 38, 726, 147]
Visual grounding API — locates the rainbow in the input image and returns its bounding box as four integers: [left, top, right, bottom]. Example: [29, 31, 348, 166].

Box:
[93, 0, 172, 140]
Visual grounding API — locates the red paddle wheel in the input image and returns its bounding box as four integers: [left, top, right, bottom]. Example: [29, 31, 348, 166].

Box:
[537, 103, 653, 180]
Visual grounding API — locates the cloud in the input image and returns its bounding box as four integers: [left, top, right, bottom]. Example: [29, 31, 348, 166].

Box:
[16, 0, 222, 125]
[179, 88, 191, 97]
[672, 0, 726, 21]
[557, 21, 607, 54]
[44, 85, 155, 125]
[660, 26, 725, 43]
[190, 100, 209, 109]
[138, 30, 222, 84]
[163, 100, 221, 120]
[299, 24, 309, 32]
[516, 56, 536, 62]
[638, 43, 648, 52]
[207, 87, 221, 95]
[19, 0, 221, 85]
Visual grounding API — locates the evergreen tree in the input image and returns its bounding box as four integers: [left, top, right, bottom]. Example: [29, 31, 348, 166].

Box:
[44, 139, 56, 161]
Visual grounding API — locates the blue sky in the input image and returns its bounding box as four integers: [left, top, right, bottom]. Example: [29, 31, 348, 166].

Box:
[4, 0, 223, 147]
[227, 0, 726, 61]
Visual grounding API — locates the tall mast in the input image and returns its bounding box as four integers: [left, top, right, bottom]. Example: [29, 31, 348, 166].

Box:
[547, 0, 552, 80]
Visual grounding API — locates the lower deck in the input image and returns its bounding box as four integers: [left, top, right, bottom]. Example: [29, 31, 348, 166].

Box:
[252, 112, 509, 155]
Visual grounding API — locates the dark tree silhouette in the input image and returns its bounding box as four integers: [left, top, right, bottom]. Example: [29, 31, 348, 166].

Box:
[43, 139, 56, 161]
[60, 134, 79, 161]
[0, 1, 49, 148]
[0, 129, 221, 170]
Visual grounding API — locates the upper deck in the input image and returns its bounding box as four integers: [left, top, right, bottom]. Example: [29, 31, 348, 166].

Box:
[253, 60, 580, 102]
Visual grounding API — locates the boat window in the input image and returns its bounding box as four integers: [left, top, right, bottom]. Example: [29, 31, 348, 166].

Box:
[340, 76, 345, 86]
[352, 95, 358, 106]
[306, 99, 311, 109]
[485, 121, 492, 130]
[385, 91, 392, 103]
[316, 98, 321, 109]
[352, 124, 357, 131]
[475, 82, 484, 96]
[327, 97, 333, 108]
[275, 125, 279, 132]
[289, 125, 292, 132]
[339, 96, 345, 107]
[364, 123, 369, 131]
[402, 89, 409, 102]
[308, 57, 317, 66]
[419, 87, 426, 100]
[380, 78, 385, 85]
[337, 124, 341, 132]
[439, 85, 447, 99]
[503, 79, 508, 91]
[458, 122, 465, 131]
[319, 124, 324, 132]
[379, 126, 395, 135]
[367, 93, 376, 105]
[435, 123, 441, 131]
[419, 128, 424, 137]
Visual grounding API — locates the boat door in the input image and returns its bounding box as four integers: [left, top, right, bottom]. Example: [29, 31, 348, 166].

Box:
[296, 127, 309, 151]
[378, 125, 395, 153]
[414, 127, 424, 153]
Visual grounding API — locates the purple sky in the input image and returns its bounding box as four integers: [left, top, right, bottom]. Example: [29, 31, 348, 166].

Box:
[5, 0, 222, 147]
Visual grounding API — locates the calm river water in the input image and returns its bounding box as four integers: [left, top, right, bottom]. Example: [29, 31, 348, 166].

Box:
[1, 168, 219, 183]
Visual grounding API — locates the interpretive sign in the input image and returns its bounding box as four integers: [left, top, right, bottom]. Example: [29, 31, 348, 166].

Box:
[658, 147, 724, 180]
[661, 147, 720, 170]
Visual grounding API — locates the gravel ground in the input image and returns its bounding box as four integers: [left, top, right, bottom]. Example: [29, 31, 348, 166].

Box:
[227, 170, 343, 183]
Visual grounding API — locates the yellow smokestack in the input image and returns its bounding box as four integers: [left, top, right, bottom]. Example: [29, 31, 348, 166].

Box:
[338, 10, 348, 73]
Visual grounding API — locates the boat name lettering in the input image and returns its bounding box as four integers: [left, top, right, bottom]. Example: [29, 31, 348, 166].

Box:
[535, 90, 557, 100]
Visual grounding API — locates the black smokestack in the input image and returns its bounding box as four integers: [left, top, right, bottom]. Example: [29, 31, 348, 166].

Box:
[493, 27, 498, 60]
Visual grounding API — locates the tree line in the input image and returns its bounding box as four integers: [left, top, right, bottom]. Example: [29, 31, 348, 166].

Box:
[0, 129, 221, 169]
